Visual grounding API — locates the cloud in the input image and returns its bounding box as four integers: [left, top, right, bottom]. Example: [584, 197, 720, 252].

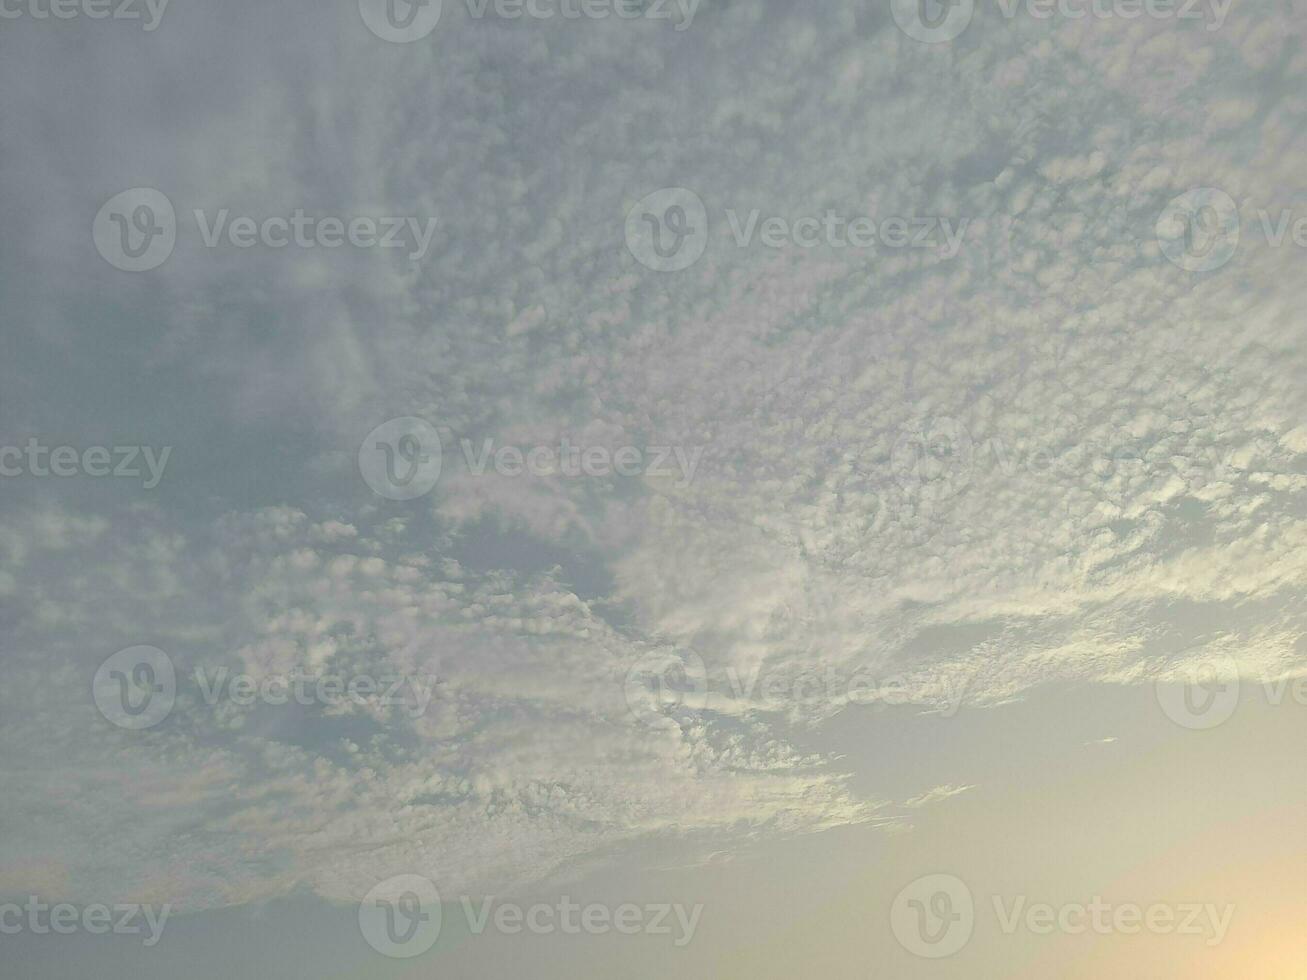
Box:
[2, 0, 1306, 914]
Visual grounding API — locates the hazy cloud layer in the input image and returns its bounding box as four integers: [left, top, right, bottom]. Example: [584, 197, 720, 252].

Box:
[2, 0, 1305, 912]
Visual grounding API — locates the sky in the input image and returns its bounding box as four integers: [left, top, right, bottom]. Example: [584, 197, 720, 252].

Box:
[2, 0, 1306, 977]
